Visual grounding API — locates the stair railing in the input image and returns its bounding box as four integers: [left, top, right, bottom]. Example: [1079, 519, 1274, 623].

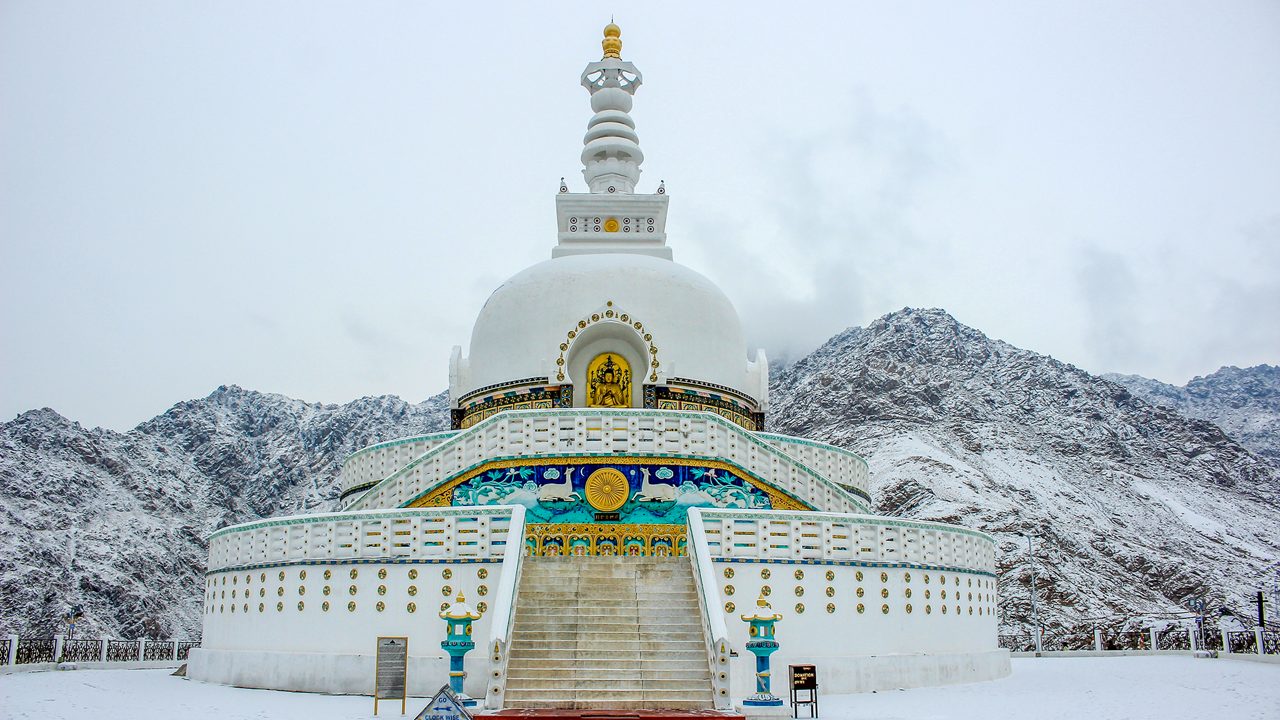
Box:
[484, 504, 527, 710]
[687, 508, 732, 709]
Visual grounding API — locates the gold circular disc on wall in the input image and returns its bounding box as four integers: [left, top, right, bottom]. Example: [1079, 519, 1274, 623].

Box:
[603, 217, 620, 232]
[584, 467, 629, 512]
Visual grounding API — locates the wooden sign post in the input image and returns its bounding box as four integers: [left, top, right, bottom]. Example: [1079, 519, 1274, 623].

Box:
[375, 636, 409, 715]
[789, 664, 817, 718]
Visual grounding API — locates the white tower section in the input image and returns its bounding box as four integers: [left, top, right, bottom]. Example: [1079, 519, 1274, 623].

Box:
[554, 24, 671, 260]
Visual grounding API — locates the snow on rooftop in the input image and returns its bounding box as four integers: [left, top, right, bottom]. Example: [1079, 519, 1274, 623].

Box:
[2, 657, 1278, 720]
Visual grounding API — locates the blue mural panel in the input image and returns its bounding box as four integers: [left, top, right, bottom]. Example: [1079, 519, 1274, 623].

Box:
[450, 461, 772, 523]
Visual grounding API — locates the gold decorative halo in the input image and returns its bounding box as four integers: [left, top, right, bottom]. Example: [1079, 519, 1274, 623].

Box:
[584, 467, 629, 512]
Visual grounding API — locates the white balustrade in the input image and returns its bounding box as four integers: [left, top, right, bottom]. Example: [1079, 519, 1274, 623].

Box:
[339, 431, 459, 498]
[345, 409, 870, 514]
[207, 507, 519, 572]
[694, 509, 997, 574]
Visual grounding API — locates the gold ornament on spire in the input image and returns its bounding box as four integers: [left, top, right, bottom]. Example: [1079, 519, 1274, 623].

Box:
[602, 23, 622, 59]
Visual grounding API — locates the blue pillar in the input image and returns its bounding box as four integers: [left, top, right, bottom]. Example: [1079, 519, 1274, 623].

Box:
[439, 592, 483, 707]
[740, 594, 783, 707]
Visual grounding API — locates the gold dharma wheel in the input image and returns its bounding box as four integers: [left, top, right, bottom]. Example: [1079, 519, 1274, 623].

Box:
[584, 467, 630, 512]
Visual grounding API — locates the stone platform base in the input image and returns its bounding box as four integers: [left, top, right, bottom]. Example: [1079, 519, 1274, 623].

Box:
[731, 649, 1011, 696]
[477, 711, 742, 720]
[187, 648, 484, 696]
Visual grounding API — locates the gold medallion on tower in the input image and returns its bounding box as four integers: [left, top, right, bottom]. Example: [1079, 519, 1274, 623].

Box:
[584, 467, 629, 512]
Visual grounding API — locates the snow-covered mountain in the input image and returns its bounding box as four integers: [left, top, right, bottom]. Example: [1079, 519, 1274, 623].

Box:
[2, 309, 1276, 640]
[0, 388, 449, 640]
[768, 309, 1279, 632]
[1104, 366, 1280, 469]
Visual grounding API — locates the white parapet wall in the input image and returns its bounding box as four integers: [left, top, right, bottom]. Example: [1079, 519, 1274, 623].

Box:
[344, 409, 871, 514]
[190, 506, 522, 695]
[688, 508, 1009, 696]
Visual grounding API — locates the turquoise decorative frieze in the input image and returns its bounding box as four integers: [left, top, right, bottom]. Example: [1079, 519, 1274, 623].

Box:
[450, 461, 773, 524]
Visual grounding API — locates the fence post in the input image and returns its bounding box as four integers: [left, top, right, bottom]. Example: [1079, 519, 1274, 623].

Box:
[1033, 626, 1043, 653]
[99, 637, 108, 662]
[6, 635, 17, 666]
[1221, 629, 1231, 653]
[54, 635, 65, 663]
[1094, 628, 1102, 651]
[172, 640, 179, 661]
[1189, 627, 1198, 651]
[138, 639, 146, 662]
[1149, 628, 1158, 651]
[1255, 628, 1264, 655]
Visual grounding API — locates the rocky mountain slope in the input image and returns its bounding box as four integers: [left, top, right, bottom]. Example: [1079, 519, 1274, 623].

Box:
[769, 309, 1280, 632]
[1105, 365, 1280, 468]
[2, 308, 1276, 641]
[0, 388, 448, 639]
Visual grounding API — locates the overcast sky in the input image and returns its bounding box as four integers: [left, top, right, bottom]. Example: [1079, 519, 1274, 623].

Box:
[2, 1, 1278, 431]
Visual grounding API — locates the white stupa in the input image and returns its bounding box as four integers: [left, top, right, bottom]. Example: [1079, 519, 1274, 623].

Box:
[189, 25, 1008, 708]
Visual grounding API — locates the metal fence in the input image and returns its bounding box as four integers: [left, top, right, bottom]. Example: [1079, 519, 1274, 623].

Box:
[15, 638, 56, 664]
[2, 637, 200, 666]
[1262, 631, 1279, 655]
[1227, 631, 1256, 654]
[1156, 629, 1190, 651]
[105, 640, 139, 662]
[176, 641, 200, 661]
[60, 639, 101, 663]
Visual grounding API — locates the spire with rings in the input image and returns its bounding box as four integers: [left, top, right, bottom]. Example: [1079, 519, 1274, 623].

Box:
[579, 23, 644, 194]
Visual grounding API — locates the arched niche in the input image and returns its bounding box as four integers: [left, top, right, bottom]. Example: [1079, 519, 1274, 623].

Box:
[563, 320, 650, 408]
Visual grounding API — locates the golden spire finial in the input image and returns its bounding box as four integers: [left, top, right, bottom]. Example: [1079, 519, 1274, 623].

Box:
[602, 22, 622, 59]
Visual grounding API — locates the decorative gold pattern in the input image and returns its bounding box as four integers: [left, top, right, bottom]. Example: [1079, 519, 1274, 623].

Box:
[477, 601, 488, 614]
[880, 572, 888, 583]
[724, 585, 735, 596]
[855, 571, 864, 582]
[761, 568, 772, 580]
[349, 585, 357, 596]
[794, 586, 804, 597]
[378, 568, 387, 580]
[723, 568, 735, 579]
[880, 588, 889, 599]
[350, 569, 358, 580]
[906, 603, 913, 614]
[761, 585, 772, 596]
[725, 602, 736, 613]
[377, 585, 387, 596]
[278, 571, 285, 581]
[825, 586, 835, 597]
[881, 604, 889, 614]
[408, 586, 418, 596]
[408, 569, 418, 580]
[584, 467, 630, 511]
[442, 568, 453, 580]
[276, 602, 283, 612]
[442, 585, 453, 596]
[348, 601, 356, 612]
[794, 569, 804, 581]
[905, 588, 912, 598]
[524, 522, 687, 557]
[376, 601, 385, 612]
[826, 603, 836, 613]
[477, 568, 488, 579]
[322, 601, 330, 612]
[857, 603, 865, 614]
[297, 601, 304, 611]
[323, 585, 331, 596]
[825, 570, 835, 582]
[299, 570, 307, 580]
[856, 587, 864, 598]
[477, 585, 488, 596]
[795, 603, 805, 614]
[407, 602, 417, 614]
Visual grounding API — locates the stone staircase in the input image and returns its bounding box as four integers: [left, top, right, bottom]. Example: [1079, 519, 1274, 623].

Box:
[503, 556, 715, 710]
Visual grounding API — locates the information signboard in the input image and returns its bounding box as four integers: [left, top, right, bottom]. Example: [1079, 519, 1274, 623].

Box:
[789, 664, 817, 718]
[375, 636, 409, 715]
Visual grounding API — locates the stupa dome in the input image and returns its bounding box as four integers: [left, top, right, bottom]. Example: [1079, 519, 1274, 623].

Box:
[453, 252, 766, 411]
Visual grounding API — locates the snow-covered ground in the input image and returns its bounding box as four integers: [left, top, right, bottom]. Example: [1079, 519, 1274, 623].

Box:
[2, 657, 1277, 720]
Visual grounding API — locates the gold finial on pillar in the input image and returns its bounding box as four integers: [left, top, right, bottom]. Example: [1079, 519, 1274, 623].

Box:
[602, 23, 622, 59]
